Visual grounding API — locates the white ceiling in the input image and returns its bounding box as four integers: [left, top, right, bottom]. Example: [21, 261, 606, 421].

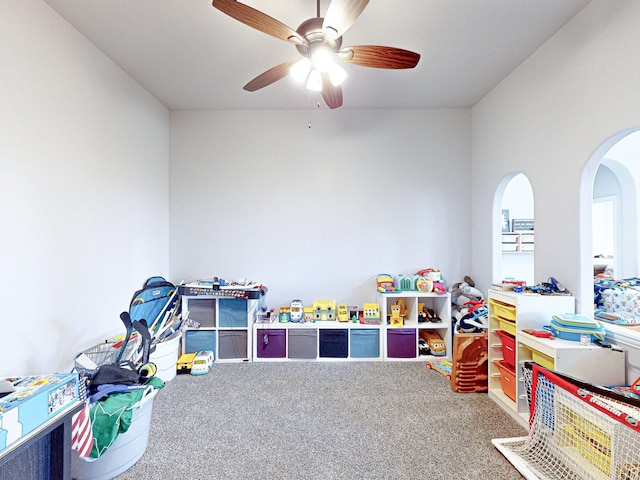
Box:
[43, 0, 590, 111]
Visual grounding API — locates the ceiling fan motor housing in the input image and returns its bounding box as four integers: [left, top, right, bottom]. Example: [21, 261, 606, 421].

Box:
[295, 17, 343, 58]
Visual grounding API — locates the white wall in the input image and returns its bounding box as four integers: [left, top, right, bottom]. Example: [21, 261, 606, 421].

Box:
[170, 109, 471, 308]
[471, 0, 640, 313]
[0, 1, 170, 375]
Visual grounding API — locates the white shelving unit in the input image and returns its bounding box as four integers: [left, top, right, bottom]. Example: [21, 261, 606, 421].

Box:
[518, 331, 625, 386]
[488, 290, 575, 427]
[253, 320, 384, 362]
[180, 286, 266, 363]
[377, 291, 451, 361]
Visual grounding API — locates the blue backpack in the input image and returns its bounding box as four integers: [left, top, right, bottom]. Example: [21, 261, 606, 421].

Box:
[129, 276, 177, 329]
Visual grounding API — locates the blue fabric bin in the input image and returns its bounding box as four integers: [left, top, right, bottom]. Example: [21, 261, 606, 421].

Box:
[184, 329, 217, 359]
[350, 329, 380, 358]
[218, 298, 248, 327]
[319, 329, 348, 358]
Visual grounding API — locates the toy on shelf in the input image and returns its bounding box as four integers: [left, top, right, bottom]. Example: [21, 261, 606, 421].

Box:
[337, 304, 349, 322]
[256, 308, 274, 323]
[396, 274, 413, 291]
[349, 306, 363, 323]
[415, 275, 433, 293]
[279, 306, 291, 323]
[389, 304, 404, 326]
[418, 303, 442, 323]
[303, 307, 314, 322]
[290, 300, 303, 323]
[415, 275, 434, 293]
[363, 303, 381, 324]
[419, 330, 446, 356]
[313, 300, 336, 321]
[432, 282, 447, 295]
[417, 268, 442, 282]
[377, 274, 397, 293]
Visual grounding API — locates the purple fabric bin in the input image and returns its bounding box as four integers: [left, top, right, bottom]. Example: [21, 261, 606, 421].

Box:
[387, 328, 417, 358]
[256, 329, 286, 358]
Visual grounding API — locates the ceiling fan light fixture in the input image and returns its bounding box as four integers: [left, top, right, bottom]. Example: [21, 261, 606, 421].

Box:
[306, 69, 323, 91]
[310, 47, 333, 72]
[290, 57, 312, 83]
[328, 62, 347, 86]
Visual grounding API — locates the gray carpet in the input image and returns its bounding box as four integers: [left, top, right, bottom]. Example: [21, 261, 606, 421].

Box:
[116, 362, 526, 480]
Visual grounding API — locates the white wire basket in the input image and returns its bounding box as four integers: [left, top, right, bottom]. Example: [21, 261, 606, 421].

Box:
[74, 335, 142, 378]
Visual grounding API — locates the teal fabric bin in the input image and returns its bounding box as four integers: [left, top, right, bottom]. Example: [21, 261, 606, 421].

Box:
[184, 329, 217, 359]
[350, 329, 380, 358]
[218, 298, 248, 327]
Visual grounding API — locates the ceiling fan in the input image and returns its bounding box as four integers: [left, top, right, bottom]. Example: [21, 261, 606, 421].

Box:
[211, 0, 421, 109]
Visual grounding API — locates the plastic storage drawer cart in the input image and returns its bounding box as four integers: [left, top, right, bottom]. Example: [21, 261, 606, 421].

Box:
[256, 329, 286, 358]
[387, 329, 417, 358]
[288, 329, 318, 359]
[319, 329, 348, 358]
[184, 330, 217, 358]
[350, 329, 380, 358]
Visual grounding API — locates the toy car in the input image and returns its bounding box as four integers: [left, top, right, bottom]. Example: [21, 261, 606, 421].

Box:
[420, 331, 446, 356]
[190, 350, 214, 375]
[337, 304, 349, 322]
[177, 352, 197, 374]
[418, 338, 430, 356]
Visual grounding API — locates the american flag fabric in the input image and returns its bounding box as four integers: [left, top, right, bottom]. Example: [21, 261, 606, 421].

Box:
[71, 400, 93, 458]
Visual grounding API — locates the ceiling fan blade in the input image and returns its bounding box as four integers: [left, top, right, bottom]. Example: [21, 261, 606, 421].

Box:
[212, 0, 306, 45]
[339, 45, 420, 69]
[323, 0, 369, 41]
[243, 60, 297, 92]
[321, 75, 343, 109]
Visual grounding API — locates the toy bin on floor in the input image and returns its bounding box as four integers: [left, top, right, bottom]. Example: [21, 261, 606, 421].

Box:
[350, 329, 380, 358]
[319, 329, 348, 358]
[149, 331, 181, 382]
[387, 329, 417, 358]
[256, 329, 286, 358]
[71, 388, 157, 480]
[288, 329, 317, 359]
[218, 330, 248, 360]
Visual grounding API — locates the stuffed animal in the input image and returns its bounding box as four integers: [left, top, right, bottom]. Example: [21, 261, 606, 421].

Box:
[449, 276, 484, 307]
[455, 301, 488, 333]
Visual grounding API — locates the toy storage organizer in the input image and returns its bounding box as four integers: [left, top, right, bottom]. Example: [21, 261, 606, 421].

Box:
[377, 291, 452, 361]
[487, 290, 626, 428]
[253, 323, 382, 361]
[181, 288, 266, 363]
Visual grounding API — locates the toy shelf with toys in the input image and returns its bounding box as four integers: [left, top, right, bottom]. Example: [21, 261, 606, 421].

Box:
[253, 320, 384, 362]
[377, 290, 452, 361]
[253, 300, 384, 362]
[179, 281, 267, 363]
